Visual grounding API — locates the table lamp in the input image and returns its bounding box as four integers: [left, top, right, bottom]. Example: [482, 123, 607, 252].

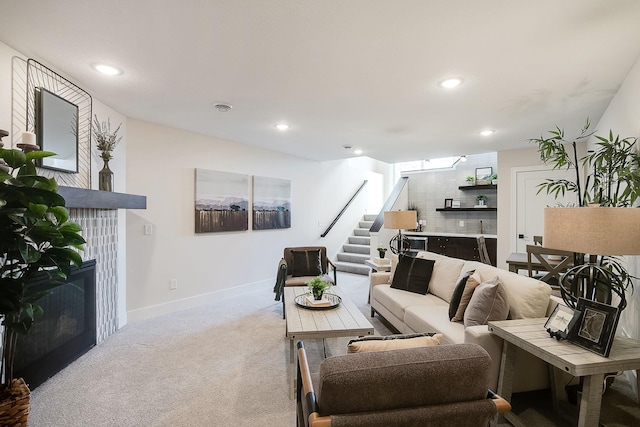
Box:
[544, 206, 640, 311]
[384, 210, 417, 254]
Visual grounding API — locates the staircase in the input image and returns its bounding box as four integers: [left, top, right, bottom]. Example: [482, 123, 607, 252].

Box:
[334, 214, 376, 275]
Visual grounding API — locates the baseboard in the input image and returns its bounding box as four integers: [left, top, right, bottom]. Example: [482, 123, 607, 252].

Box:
[126, 278, 273, 323]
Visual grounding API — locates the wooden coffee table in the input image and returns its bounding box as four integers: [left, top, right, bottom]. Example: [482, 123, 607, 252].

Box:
[284, 286, 374, 397]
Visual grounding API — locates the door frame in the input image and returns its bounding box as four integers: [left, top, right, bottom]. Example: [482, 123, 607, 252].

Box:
[509, 165, 556, 254]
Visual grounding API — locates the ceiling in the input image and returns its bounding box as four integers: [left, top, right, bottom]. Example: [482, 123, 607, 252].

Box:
[2, 1, 640, 164]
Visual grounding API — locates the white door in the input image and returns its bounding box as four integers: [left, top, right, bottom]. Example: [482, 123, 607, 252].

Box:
[514, 167, 577, 253]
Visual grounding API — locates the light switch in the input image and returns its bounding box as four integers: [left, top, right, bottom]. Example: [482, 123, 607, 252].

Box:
[144, 224, 153, 235]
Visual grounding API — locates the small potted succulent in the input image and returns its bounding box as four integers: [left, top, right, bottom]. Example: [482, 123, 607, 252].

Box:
[465, 176, 475, 185]
[476, 194, 488, 207]
[377, 246, 387, 259]
[307, 275, 332, 300]
[490, 173, 498, 185]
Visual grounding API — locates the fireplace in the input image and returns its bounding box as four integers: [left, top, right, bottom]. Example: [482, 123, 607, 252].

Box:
[14, 260, 96, 389]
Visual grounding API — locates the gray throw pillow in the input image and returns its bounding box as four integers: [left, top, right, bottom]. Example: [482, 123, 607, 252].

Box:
[290, 249, 323, 277]
[390, 254, 435, 295]
[463, 276, 509, 327]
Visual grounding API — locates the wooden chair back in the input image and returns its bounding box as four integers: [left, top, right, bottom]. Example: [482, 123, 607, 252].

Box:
[526, 245, 574, 284]
[476, 236, 491, 265]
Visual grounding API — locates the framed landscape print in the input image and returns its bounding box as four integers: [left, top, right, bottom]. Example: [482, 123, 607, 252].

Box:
[252, 176, 291, 230]
[476, 167, 493, 185]
[567, 298, 620, 357]
[194, 169, 249, 233]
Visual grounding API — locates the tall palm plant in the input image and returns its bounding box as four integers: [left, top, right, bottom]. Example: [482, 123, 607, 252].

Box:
[530, 118, 640, 207]
[530, 118, 640, 309]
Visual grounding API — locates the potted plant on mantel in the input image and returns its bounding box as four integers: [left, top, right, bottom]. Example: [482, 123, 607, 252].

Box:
[0, 142, 85, 424]
[530, 118, 640, 311]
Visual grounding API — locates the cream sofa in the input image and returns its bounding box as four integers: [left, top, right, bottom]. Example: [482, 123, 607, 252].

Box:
[370, 250, 558, 393]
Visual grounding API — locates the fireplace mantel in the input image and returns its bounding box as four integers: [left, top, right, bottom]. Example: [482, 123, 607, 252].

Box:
[58, 186, 146, 209]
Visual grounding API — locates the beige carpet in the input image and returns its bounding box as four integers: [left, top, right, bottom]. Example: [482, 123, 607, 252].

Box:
[28, 272, 639, 426]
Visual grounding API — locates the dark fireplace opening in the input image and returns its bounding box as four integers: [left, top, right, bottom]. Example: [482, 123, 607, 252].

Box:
[15, 259, 96, 390]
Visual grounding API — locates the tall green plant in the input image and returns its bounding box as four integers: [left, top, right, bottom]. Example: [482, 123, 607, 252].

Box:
[530, 118, 640, 207]
[0, 148, 85, 390]
[530, 119, 640, 302]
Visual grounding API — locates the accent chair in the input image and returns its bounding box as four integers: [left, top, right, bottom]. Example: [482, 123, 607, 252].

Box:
[296, 341, 511, 426]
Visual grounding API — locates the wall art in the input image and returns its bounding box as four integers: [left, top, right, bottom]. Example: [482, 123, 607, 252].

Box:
[195, 169, 249, 233]
[252, 176, 291, 230]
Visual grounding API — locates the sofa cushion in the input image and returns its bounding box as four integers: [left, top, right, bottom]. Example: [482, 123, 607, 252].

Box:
[489, 269, 552, 319]
[290, 249, 322, 277]
[449, 269, 476, 320]
[464, 277, 510, 327]
[416, 252, 466, 302]
[452, 272, 482, 321]
[390, 255, 435, 295]
[373, 285, 447, 322]
[404, 305, 466, 344]
[347, 333, 442, 353]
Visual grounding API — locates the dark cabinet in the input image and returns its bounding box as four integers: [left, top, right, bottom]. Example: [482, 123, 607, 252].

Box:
[426, 235, 496, 266]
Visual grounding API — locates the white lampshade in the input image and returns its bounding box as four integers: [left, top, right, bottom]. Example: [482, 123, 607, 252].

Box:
[544, 207, 640, 255]
[384, 210, 417, 230]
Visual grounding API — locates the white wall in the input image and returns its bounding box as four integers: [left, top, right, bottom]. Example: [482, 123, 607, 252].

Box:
[125, 119, 387, 320]
[590, 53, 640, 374]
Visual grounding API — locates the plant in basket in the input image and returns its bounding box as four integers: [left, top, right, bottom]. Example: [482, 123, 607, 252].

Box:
[0, 145, 85, 424]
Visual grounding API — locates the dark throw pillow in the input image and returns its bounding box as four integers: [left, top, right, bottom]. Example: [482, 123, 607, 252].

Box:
[449, 269, 476, 320]
[290, 249, 323, 277]
[390, 254, 435, 295]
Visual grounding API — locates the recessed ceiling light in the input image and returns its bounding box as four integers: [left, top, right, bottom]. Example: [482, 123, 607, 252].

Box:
[274, 123, 291, 131]
[438, 78, 463, 89]
[353, 149, 363, 155]
[213, 103, 232, 112]
[92, 63, 123, 76]
[480, 130, 495, 136]
[459, 155, 467, 162]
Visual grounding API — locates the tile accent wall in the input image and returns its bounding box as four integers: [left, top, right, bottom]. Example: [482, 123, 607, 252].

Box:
[406, 153, 498, 235]
[70, 208, 119, 343]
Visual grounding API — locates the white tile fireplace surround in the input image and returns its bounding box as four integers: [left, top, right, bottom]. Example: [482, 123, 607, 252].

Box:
[58, 187, 146, 343]
[70, 208, 118, 343]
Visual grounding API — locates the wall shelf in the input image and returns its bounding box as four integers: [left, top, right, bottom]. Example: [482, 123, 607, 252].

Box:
[458, 184, 497, 190]
[436, 208, 497, 212]
[58, 186, 146, 209]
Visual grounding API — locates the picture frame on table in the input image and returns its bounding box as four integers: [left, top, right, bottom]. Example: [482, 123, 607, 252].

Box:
[476, 167, 493, 185]
[444, 198, 453, 208]
[544, 304, 581, 340]
[567, 298, 620, 357]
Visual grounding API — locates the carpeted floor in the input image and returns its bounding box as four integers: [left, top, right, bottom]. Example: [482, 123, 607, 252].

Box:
[29, 272, 639, 426]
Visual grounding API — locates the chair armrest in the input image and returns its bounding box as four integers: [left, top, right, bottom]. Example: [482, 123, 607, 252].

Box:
[327, 259, 337, 285]
[297, 342, 332, 427]
[487, 390, 511, 413]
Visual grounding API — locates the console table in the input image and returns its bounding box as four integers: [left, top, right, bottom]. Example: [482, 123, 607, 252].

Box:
[489, 318, 640, 427]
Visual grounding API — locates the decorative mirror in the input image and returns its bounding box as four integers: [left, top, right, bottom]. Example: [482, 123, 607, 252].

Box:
[35, 88, 79, 173]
